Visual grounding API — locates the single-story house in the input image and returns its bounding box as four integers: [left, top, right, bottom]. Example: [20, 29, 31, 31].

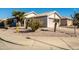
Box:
[24, 11, 61, 28]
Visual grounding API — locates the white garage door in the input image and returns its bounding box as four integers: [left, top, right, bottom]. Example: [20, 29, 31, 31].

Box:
[48, 19, 59, 28]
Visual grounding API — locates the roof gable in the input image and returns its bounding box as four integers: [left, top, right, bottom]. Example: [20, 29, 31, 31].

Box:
[24, 11, 37, 16]
[34, 11, 61, 18]
[25, 11, 62, 18]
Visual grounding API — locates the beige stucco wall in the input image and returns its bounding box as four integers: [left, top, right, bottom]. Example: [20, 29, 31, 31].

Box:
[31, 16, 47, 27]
[25, 13, 36, 18]
[47, 13, 61, 28]
[67, 20, 73, 26]
[48, 13, 60, 19]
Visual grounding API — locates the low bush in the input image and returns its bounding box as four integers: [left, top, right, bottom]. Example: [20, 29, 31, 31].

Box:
[26, 19, 41, 32]
[29, 19, 41, 32]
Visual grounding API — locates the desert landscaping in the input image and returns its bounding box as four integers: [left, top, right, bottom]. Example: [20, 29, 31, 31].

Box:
[0, 26, 79, 50]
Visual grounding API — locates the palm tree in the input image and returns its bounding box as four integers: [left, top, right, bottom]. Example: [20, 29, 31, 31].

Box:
[53, 13, 59, 32]
[12, 10, 25, 26]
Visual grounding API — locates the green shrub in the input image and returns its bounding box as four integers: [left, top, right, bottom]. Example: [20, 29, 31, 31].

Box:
[28, 19, 41, 32]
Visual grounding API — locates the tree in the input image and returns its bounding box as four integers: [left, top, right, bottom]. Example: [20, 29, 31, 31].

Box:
[12, 10, 25, 26]
[53, 13, 59, 32]
[53, 19, 59, 32]
[71, 12, 79, 37]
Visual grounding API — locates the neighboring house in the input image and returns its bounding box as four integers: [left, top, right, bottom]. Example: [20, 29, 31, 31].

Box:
[24, 11, 61, 28]
[67, 19, 73, 26]
[60, 17, 73, 26]
[0, 18, 17, 28]
[7, 18, 17, 27]
[0, 19, 7, 28]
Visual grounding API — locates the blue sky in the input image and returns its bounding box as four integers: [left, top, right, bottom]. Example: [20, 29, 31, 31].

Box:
[0, 8, 79, 19]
